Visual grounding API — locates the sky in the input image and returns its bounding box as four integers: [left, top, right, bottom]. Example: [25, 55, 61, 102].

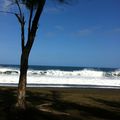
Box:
[0, 0, 120, 68]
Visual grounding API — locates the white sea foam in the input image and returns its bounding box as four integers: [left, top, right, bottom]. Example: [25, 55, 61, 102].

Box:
[0, 66, 120, 88]
[0, 74, 120, 87]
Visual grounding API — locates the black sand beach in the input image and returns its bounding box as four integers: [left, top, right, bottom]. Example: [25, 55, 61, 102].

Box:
[0, 87, 120, 120]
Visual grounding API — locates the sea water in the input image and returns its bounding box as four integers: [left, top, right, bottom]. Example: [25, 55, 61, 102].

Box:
[0, 64, 120, 89]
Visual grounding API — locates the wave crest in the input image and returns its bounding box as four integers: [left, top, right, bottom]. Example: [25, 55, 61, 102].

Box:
[0, 66, 120, 78]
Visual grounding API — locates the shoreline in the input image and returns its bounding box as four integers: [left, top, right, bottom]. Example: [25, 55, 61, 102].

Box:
[0, 83, 120, 89]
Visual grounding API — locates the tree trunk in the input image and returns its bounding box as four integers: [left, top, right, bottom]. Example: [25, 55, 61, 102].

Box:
[16, 0, 46, 109]
[16, 51, 29, 109]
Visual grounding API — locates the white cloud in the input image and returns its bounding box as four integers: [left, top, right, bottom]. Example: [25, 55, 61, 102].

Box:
[76, 26, 103, 36]
[44, 7, 60, 14]
[46, 32, 56, 37]
[77, 28, 93, 36]
[105, 28, 120, 34]
[114, 28, 120, 32]
[55, 25, 64, 31]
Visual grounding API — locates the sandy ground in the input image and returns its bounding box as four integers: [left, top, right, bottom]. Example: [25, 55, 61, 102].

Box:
[0, 87, 120, 120]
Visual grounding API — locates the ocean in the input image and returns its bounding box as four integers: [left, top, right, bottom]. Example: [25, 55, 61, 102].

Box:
[0, 64, 120, 89]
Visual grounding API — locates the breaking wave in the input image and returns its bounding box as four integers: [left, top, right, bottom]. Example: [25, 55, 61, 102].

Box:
[0, 65, 120, 88]
[0, 67, 120, 78]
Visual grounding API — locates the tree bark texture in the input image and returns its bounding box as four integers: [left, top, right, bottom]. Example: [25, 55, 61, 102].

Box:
[17, 51, 29, 109]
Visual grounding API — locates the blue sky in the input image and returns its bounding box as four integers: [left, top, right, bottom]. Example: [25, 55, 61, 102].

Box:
[0, 0, 120, 68]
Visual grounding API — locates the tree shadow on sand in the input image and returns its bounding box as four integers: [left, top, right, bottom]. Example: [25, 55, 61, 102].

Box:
[0, 88, 120, 120]
[88, 97, 120, 109]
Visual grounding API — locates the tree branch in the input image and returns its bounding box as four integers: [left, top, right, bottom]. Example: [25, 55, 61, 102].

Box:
[14, 0, 25, 52]
[15, 13, 22, 23]
[25, 0, 46, 54]
[28, 5, 33, 38]
[21, 16, 25, 52]
[14, 14, 25, 52]
[15, 0, 22, 18]
[0, 9, 25, 51]
[0, 10, 16, 15]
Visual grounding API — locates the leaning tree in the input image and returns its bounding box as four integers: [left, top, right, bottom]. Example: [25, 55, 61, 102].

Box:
[0, 0, 72, 109]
